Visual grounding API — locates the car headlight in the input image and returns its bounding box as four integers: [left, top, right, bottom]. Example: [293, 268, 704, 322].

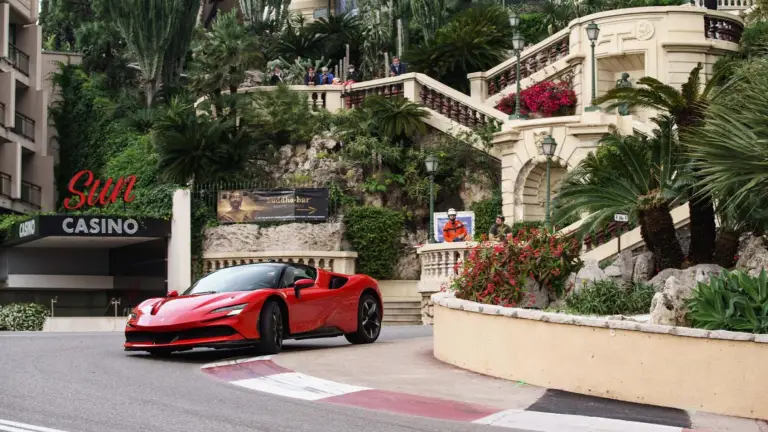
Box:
[210, 304, 247, 316]
[127, 312, 138, 321]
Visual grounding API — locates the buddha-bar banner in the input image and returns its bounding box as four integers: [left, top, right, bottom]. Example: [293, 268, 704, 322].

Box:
[216, 188, 329, 223]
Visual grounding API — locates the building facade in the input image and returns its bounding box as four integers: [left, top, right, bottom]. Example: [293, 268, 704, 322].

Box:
[0, 0, 51, 215]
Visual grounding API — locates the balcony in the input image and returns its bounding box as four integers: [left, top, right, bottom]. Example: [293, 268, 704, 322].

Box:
[20, 180, 40, 208]
[0, 172, 10, 198]
[8, 44, 30, 76]
[0, 102, 5, 126]
[13, 111, 35, 141]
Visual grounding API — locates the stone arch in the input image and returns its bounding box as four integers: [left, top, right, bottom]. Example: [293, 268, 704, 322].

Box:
[513, 155, 570, 223]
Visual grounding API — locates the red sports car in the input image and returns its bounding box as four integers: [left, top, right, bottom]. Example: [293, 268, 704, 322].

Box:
[124, 262, 383, 356]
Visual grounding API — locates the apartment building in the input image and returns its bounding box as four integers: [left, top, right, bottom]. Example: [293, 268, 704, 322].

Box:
[0, 0, 52, 215]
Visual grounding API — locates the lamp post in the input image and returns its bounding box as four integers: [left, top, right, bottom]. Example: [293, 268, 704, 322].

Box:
[541, 135, 558, 230]
[425, 154, 439, 243]
[509, 13, 526, 120]
[585, 22, 601, 112]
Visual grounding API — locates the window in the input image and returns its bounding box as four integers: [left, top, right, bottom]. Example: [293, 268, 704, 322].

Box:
[280, 264, 318, 288]
[9, 24, 16, 46]
[183, 264, 283, 295]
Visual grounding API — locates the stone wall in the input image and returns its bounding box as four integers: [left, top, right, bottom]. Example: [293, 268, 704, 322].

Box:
[203, 222, 349, 253]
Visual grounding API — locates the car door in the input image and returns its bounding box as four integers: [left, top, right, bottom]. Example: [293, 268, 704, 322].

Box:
[281, 264, 336, 334]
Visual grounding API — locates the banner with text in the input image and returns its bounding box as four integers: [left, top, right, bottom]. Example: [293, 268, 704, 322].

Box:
[217, 188, 329, 223]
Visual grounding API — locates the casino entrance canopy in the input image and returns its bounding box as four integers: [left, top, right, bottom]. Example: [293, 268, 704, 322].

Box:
[2, 215, 171, 248]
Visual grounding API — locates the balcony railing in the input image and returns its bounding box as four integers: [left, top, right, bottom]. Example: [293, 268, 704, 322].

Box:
[20, 180, 41, 208]
[8, 44, 30, 76]
[0, 172, 10, 198]
[13, 111, 35, 141]
[704, 15, 743, 43]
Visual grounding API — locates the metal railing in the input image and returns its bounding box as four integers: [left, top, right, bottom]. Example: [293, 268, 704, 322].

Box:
[0, 172, 10, 198]
[13, 111, 35, 141]
[8, 44, 29, 76]
[20, 180, 41, 208]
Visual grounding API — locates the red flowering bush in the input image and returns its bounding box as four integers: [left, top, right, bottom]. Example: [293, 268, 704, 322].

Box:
[451, 227, 583, 308]
[495, 80, 577, 117]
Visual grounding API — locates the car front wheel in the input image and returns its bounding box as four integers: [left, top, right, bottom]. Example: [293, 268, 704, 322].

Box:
[259, 301, 284, 354]
[345, 294, 381, 344]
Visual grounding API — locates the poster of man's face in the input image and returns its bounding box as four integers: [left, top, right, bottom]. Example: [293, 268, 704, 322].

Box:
[217, 190, 262, 223]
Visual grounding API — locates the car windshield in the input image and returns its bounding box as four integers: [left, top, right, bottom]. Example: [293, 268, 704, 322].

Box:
[182, 264, 283, 295]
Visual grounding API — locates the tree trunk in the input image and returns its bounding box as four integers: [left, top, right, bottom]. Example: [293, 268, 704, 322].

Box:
[687, 192, 717, 264]
[713, 229, 740, 269]
[643, 204, 684, 271]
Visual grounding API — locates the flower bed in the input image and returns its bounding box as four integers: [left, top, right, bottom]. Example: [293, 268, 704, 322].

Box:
[495, 80, 577, 118]
[450, 227, 583, 307]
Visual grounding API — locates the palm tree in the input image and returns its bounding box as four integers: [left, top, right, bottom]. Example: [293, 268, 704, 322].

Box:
[554, 117, 687, 270]
[152, 97, 257, 184]
[189, 10, 264, 117]
[359, 95, 429, 143]
[595, 63, 720, 265]
[686, 57, 768, 265]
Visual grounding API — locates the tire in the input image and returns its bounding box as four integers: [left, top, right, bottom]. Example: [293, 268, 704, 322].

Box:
[345, 293, 382, 345]
[259, 300, 284, 354]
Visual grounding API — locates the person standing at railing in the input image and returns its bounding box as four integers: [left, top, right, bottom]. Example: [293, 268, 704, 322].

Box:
[488, 215, 512, 243]
[269, 65, 284, 85]
[304, 67, 320, 86]
[390, 56, 406, 76]
[319, 67, 335, 85]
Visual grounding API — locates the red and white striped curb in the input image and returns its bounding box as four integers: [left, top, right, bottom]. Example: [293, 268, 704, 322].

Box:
[201, 356, 701, 432]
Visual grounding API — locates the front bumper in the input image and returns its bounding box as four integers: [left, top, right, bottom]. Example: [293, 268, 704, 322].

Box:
[124, 323, 256, 351]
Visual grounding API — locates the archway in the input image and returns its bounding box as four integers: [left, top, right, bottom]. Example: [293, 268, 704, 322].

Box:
[521, 161, 567, 222]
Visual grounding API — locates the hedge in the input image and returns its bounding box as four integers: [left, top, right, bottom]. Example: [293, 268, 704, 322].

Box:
[343, 206, 405, 279]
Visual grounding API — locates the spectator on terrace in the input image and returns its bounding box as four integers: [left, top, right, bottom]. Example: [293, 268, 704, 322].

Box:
[442, 208, 468, 242]
[304, 67, 320, 86]
[488, 215, 513, 243]
[389, 56, 406, 77]
[319, 67, 335, 85]
[269, 65, 284, 85]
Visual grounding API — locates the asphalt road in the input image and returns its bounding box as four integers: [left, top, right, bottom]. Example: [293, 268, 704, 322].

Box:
[0, 326, 528, 432]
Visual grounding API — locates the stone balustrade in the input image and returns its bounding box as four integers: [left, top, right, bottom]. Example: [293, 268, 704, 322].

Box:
[692, 0, 754, 10]
[416, 241, 476, 324]
[201, 251, 358, 275]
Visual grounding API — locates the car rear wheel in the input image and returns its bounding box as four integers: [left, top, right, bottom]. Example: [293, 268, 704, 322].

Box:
[259, 301, 284, 354]
[345, 294, 381, 345]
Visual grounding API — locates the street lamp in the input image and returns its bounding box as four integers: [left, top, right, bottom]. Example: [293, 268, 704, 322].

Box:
[510, 32, 526, 120]
[425, 154, 439, 243]
[541, 135, 558, 230]
[585, 22, 601, 112]
[508, 12, 520, 28]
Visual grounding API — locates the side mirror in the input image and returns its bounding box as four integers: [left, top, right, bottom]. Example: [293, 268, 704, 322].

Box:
[294, 279, 315, 290]
[168, 290, 179, 298]
[293, 278, 314, 300]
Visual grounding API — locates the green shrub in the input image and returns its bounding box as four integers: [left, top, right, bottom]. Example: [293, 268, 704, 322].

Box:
[687, 269, 768, 333]
[0, 303, 51, 331]
[565, 279, 655, 316]
[470, 192, 501, 241]
[343, 206, 405, 279]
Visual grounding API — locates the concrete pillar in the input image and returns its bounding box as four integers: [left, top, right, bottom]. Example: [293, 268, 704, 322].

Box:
[0, 142, 21, 198]
[0, 4, 8, 59]
[0, 71, 16, 127]
[467, 72, 487, 102]
[493, 129, 523, 223]
[167, 189, 192, 293]
[33, 89, 48, 152]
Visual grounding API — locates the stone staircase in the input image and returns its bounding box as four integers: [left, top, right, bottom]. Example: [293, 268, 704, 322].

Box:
[383, 300, 422, 325]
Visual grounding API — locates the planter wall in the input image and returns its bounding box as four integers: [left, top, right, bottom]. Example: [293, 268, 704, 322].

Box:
[432, 292, 768, 420]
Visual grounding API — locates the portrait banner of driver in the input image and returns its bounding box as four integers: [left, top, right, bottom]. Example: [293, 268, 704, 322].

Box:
[217, 190, 260, 223]
[439, 208, 472, 242]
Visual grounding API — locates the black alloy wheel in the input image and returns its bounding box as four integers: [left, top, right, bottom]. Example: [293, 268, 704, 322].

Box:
[259, 301, 284, 354]
[345, 294, 382, 344]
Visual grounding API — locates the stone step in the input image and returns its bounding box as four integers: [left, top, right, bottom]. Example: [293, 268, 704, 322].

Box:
[383, 313, 422, 322]
[382, 321, 423, 326]
[386, 307, 420, 314]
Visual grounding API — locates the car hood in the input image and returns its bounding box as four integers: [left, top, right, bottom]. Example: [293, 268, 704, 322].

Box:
[138, 291, 257, 318]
